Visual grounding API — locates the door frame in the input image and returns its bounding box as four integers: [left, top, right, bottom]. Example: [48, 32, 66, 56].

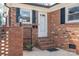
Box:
[38, 12, 48, 37]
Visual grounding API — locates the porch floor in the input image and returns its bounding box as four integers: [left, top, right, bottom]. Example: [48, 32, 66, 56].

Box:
[23, 47, 78, 56]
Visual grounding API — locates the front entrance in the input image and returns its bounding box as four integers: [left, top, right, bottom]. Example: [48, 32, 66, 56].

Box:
[38, 12, 47, 37]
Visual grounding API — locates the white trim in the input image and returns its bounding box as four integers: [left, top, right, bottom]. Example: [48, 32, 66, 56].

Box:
[38, 12, 48, 37]
[6, 4, 48, 13]
[65, 4, 79, 23]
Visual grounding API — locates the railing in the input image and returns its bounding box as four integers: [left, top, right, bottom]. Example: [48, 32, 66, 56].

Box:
[0, 27, 9, 56]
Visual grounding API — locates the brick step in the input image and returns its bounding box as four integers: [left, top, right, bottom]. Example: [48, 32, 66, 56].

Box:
[39, 41, 53, 44]
[40, 46, 54, 48]
[38, 42, 53, 45]
[23, 36, 32, 38]
[40, 43, 54, 46]
[37, 37, 54, 50]
[38, 37, 48, 39]
[38, 40, 53, 43]
[40, 44, 54, 50]
[38, 39, 54, 49]
[38, 39, 53, 42]
[38, 38, 53, 44]
[23, 33, 31, 35]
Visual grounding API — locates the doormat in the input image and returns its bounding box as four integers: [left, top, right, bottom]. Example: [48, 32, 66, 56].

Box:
[47, 48, 58, 52]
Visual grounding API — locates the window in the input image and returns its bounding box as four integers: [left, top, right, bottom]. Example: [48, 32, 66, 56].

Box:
[20, 9, 32, 24]
[66, 4, 79, 23]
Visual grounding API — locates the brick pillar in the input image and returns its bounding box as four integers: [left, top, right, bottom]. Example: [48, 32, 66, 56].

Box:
[32, 25, 38, 46]
[8, 27, 23, 56]
[10, 7, 17, 27]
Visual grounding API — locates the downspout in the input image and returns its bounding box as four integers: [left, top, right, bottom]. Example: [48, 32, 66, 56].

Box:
[4, 3, 11, 27]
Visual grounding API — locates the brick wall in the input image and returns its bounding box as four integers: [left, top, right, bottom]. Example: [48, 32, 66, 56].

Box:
[48, 9, 79, 54]
[48, 10, 60, 47]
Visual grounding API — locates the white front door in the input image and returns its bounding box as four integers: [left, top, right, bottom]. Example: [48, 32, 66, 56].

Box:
[38, 12, 47, 37]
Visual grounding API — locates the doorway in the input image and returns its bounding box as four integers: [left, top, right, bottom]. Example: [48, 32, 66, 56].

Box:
[38, 12, 47, 37]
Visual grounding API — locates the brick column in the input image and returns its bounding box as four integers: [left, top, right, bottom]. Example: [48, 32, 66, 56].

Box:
[10, 7, 17, 27]
[32, 25, 38, 46]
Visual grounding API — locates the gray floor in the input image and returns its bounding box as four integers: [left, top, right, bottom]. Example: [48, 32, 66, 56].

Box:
[23, 47, 78, 56]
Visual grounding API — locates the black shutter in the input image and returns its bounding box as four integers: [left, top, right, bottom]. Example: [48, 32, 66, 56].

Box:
[16, 8, 20, 23]
[60, 7, 65, 24]
[32, 10, 36, 24]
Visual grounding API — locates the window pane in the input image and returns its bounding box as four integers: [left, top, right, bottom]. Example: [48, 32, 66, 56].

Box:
[74, 13, 79, 20]
[68, 6, 79, 21]
[20, 9, 30, 23]
[69, 6, 79, 14]
[68, 15, 74, 20]
[20, 9, 30, 17]
[68, 13, 79, 21]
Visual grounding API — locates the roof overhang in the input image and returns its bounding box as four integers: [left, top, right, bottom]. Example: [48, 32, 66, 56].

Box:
[24, 3, 59, 8]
